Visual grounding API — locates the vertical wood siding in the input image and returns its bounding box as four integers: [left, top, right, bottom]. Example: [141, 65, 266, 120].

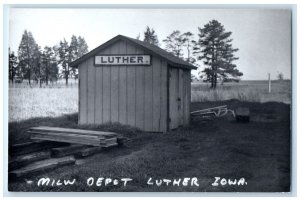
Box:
[118, 41, 127, 125]
[78, 39, 171, 132]
[168, 67, 191, 129]
[159, 61, 168, 132]
[102, 47, 111, 123]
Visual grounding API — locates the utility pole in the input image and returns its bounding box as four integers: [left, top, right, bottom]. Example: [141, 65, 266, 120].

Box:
[268, 73, 271, 93]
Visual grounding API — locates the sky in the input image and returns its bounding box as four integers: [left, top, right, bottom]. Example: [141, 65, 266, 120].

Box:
[9, 8, 292, 80]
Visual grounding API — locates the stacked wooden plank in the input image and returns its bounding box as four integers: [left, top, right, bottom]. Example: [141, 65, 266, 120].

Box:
[28, 126, 119, 147]
[9, 127, 125, 178]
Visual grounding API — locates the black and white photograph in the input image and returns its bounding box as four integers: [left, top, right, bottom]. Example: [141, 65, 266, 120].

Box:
[6, 5, 293, 193]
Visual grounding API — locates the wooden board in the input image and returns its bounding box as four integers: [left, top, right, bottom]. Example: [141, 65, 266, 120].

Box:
[118, 40, 127, 125]
[78, 60, 88, 124]
[9, 151, 51, 170]
[109, 43, 120, 123]
[87, 57, 96, 124]
[187, 70, 191, 125]
[169, 67, 179, 130]
[74, 147, 102, 158]
[95, 58, 103, 124]
[9, 156, 76, 178]
[183, 70, 189, 125]
[111, 66, 119, 123]
[30, 133, 103, 146]
[51, 145, 90, 158]
[126, 43, 137, 127]
[102, 143, 119, 148]
[160, 61, 168, 132]
[102, 47, 112, 123]
[29, 126, 118, 137]
[135, 48, 145, 130]
[100, 137, 117, 145]
[9, 141, 67, 157]
[144, 53, 153, 131]
[152, 58, 161, 132]
[178, 69, 184, 126]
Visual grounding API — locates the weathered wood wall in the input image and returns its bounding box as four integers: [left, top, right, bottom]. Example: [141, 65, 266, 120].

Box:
[78, 39, 168, 132]
[168, 67, 191, 130]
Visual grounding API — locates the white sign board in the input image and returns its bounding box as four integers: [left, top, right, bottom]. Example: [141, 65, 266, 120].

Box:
[95, 55, 151, 66]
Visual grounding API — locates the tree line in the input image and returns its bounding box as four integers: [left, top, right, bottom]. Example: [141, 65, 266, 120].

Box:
[9, 20, 242, 89]
[9, 30, 88, 86]
[140, 20, 243, 88]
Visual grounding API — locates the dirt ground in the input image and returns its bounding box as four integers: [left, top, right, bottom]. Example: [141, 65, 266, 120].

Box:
[8, 100, 291, 192]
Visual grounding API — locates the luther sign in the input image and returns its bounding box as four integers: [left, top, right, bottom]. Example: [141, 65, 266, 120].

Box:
[95, 55, 151, 66]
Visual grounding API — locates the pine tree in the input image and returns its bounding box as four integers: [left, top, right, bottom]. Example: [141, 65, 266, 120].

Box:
[9, 48, 18, 83]
[41, 46, 58, 85]
[69, 35, 79, 79]
[163, 30, 185, 58]
[68, 36, 89, 80]
[17, 30, 37, 85]
[193, 20, 242, 89]
[181, 32, 195, 63]
[56, 36, 88, 85]
[57, 39, 71, 85]
[32, 45, 43, 86]
[143, 26, 159, 46]
[77, 36, 88, 57]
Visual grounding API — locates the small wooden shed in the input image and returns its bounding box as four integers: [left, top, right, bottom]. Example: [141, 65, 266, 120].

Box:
[70, 35, 197, 132]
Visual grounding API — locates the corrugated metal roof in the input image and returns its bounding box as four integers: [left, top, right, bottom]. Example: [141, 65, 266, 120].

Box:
[70, 35, 197, 70]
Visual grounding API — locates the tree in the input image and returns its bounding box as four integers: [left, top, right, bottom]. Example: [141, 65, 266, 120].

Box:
[31, 45, 43, 86]
[181, 32, 195, 63]
[69, 35, 79, 79]
[73, 36, 88, 79]
[9, 48, 18, 83]
[143, 26, 159, 46]
[57, 39, 71, 85]
[41, 46, 58, 85]
[193, 20, 243, 89]
[56, 35, 88, 85]
[77, 36, 88, 58]
[17, 30, 38, 85]
[163, 30, 185, 58]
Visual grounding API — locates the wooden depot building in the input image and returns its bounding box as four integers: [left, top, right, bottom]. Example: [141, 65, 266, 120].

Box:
[70, 35, 197, 132]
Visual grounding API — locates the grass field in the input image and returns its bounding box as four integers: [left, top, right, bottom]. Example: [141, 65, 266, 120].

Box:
[9, 80, 291, 122]
[191, 80, 291, 103]
[9, 87, 78, 122]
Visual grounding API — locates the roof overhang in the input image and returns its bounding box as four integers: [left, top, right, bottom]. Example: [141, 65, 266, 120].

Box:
[70, 35, 197, 70]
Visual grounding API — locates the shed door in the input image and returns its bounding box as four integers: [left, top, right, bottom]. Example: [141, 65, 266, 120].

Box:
[169, 67, 184, 130]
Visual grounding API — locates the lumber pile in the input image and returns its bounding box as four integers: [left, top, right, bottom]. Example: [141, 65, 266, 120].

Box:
[28, 126, 119, 147]
[9, 126, 125, 178]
